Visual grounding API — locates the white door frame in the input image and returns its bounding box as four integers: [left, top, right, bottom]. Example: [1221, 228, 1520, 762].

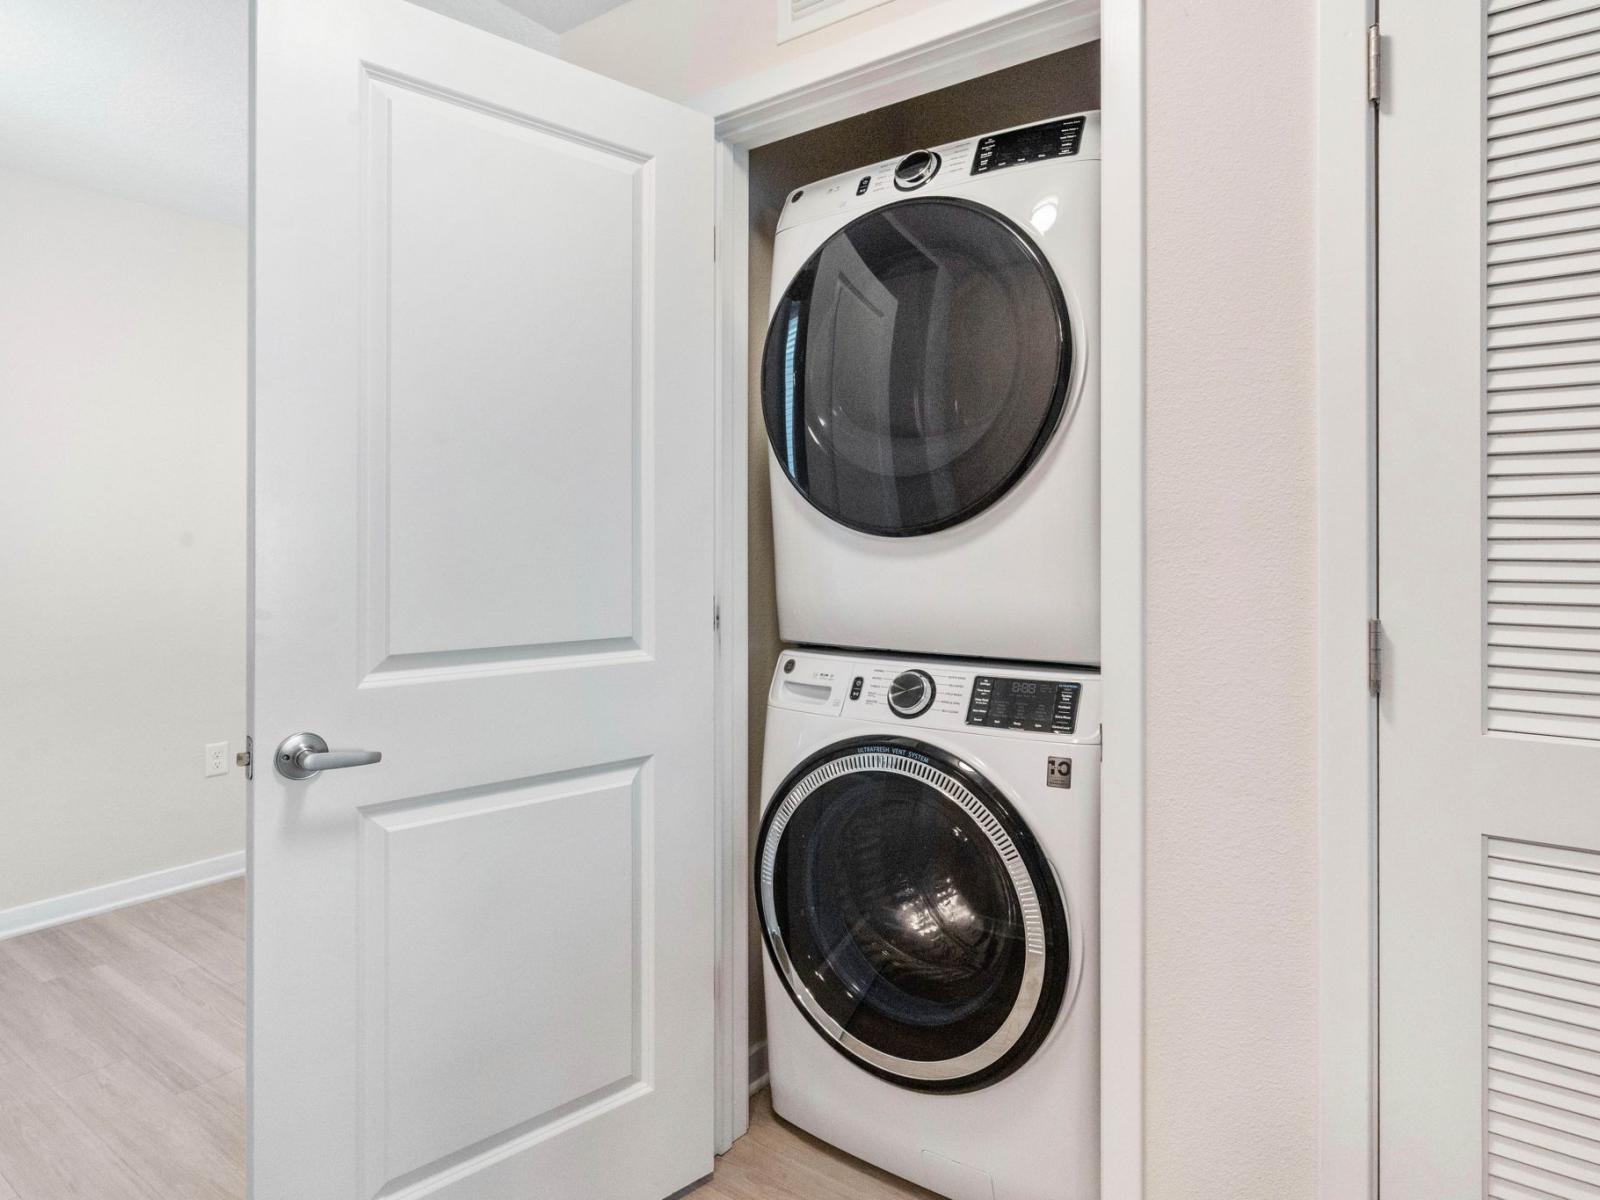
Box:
[1316, 0, 1378, 1197]
[694, 4, 1147, 1198]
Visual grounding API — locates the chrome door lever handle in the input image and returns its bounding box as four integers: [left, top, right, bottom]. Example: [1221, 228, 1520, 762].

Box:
[275, 732, 382, 781]
[299, 747, 381, 772]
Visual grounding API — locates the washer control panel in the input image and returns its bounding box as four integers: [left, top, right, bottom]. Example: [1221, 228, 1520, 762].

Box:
[966, 675, 1080, 734]
[769, 651, 1100, 744]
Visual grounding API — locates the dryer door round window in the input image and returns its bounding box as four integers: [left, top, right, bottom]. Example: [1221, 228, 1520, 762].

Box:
[761, 197, 1073, 537]
[755, 736, 1071, 1092]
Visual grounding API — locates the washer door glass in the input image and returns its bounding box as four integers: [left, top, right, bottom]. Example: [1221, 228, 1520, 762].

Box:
[761, 197, 1072, 537]
[756, 738, 1070, 1092]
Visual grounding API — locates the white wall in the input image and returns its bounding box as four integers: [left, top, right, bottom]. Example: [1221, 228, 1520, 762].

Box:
[0, 166, 246, 916]
[1143, 0, 1319, 1196]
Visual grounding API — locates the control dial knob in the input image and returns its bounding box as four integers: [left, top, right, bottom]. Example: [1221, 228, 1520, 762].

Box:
[893, 149, 941, 191]
[887, 669, 937, 719]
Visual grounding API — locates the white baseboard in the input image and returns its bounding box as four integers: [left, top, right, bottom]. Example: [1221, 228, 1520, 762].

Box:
[749, 1039, 769, 1096]
[0, 851, 245, 942]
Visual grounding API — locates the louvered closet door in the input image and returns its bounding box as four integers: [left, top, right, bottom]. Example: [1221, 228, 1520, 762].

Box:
[1380, 1, 1600, 1196]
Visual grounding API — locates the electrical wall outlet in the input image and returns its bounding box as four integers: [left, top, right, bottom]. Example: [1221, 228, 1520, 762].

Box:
[205, 741, 230, 777]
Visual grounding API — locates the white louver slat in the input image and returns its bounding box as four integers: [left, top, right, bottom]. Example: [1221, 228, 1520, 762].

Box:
[1487, 839, 1600, 1198]
[1486, 0, 1600, 742]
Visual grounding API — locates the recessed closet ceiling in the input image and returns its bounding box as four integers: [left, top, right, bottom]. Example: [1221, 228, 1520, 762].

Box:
[0, 0, 248, 225]
[499, 0, 631, 33]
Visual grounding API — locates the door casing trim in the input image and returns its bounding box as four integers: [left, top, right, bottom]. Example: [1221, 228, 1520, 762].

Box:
[1315, 0, 1379, 1197]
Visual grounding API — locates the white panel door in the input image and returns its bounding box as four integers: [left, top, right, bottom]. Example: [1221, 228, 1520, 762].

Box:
[1380, 2, 1600, 1195]
[251, 2, 715, 1196]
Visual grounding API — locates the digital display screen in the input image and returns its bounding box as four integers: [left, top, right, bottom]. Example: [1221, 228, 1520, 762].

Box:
[1005, 127, 1057, 159]
[966, 677, 1080, 733]
[972, 116, 1086, 176]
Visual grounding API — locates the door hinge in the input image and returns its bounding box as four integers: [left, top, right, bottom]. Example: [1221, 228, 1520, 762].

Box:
[236, 736, 253, 780]
[1367, 24, 1382, 106]
[1367, 618, 1384, 698]
[713, 596, 721, 633]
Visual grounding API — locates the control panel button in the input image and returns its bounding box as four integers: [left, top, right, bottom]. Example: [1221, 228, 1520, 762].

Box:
[849, 676, 864, 701]
[856, 176, 871, 196]
[887, 669, 937, 718]
[893, 150, 941, 191]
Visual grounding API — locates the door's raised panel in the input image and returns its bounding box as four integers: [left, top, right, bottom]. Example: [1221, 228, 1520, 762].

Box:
[361, 72, 651, 677]
[359, 760, 650, 1195]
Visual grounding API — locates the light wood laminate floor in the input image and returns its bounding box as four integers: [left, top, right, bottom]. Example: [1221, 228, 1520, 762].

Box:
[0, 878, 246, 1200]
[0, 881, 930, 1199]
[689, 1090, 938, 1200]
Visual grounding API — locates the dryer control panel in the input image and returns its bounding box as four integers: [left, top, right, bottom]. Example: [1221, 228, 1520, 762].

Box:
[774, 110, 1102, 235]
[972, 115, 1088, 176]
[770, 650, 1101, 745]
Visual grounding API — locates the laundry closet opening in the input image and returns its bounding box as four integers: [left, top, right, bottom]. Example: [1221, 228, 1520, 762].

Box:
[741, 36, 1102, 1092]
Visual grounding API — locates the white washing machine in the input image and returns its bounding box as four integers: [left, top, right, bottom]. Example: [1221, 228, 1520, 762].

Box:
[756, 649, 1099, 1200]
[762, 112, 1100, 666]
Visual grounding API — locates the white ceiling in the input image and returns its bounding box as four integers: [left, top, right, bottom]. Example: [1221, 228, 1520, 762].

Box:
[0, 0, 616, 229]
[498, 0, 631, 33]
[0, 0, 249, 226]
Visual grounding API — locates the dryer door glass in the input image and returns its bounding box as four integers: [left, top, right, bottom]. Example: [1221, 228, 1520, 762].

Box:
[756, 738, 1070, 1092]
[761, 197, 1072, 537]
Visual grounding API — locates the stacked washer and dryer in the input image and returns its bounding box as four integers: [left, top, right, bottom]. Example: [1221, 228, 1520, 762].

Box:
[754, 112, 1103, 1200]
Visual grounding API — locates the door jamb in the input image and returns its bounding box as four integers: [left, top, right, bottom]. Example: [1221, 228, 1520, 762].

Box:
[1316, 0, 1379, 1197]
[696, 7, 1147, 1198]
[707, 137, 752, 1157]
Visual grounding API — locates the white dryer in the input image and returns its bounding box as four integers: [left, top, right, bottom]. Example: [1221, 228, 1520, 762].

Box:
[756, 649, 1099, 1200]
[762, 112, 1100, 666]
